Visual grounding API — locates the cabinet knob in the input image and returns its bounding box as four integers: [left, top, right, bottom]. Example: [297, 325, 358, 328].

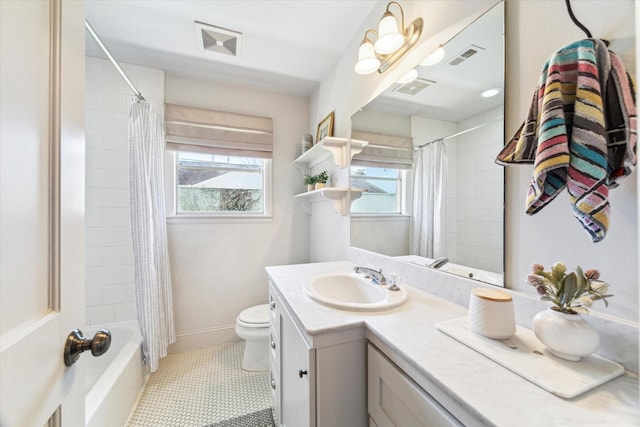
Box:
[270, 301, 276, 310]
[271, 341, 276, 349]
[298, 369, 308, 378]
[271, 380, 276, 390]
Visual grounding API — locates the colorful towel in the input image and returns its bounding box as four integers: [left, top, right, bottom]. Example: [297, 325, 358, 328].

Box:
[496, 39, 636, 242]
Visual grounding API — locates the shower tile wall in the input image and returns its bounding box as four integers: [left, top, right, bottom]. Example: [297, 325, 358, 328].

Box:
[85, 57, 165, 325]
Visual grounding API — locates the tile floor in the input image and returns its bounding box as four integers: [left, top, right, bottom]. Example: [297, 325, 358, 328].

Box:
[126, 342, 274, 427]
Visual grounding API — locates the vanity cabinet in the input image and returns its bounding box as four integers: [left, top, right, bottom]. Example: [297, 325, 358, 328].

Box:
[268, 281, 367, 427]
[368, 344, 462, 427]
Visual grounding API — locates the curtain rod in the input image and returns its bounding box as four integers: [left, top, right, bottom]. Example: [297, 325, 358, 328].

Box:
[414, 116, 503, 150]
[85, 20, 145, 101]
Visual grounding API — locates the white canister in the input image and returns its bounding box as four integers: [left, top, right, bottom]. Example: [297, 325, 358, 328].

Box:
[468, 288, 516, 339]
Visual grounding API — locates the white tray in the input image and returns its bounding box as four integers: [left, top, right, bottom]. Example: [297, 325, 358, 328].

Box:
[436, 317, 624, 398]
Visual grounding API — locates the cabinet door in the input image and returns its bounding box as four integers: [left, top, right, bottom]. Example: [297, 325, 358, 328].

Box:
[368, 345, 462, 427]
[280, 307, 316, 427]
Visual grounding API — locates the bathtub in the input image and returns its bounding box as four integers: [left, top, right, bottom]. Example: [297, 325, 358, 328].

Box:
[85, 322, 147, 427]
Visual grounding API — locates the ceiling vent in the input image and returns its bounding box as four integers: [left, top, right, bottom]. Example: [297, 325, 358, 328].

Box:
[392, 78, 436, 96]
[449, 44, 484, 66]
[195, 21, 242, 57]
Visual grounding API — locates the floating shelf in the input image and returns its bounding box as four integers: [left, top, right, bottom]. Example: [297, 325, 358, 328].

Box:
[294, 137, 368, 174]
[294, 187, 366, 215]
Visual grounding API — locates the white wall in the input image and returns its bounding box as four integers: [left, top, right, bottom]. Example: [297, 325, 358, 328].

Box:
[164, 75, 310, 351]
[312, 0, 638, 323]
[84, 57, 164, 325]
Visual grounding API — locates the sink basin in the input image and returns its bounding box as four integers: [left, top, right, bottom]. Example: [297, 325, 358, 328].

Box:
[303, 273, 408, 311]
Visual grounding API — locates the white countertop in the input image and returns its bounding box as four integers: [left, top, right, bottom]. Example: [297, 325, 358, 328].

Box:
[266, 261, 640, 427]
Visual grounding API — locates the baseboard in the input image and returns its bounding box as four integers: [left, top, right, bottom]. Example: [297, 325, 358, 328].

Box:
[169, 325, 240, 354]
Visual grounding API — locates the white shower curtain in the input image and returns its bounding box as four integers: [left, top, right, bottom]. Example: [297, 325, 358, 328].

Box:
[410, 140, 448, 258]
[128, 98, 175, 372]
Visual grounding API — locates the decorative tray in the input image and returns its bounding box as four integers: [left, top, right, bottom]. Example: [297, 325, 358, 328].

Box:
[436, 317, 624, 398]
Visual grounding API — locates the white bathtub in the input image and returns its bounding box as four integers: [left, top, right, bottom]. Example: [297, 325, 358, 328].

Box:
[85, 322, 147, 427]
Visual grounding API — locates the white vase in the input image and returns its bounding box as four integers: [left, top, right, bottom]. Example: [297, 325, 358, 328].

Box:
[532, 307, 599, 361]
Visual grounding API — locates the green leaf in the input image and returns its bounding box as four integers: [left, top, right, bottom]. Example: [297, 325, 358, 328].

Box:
[560, 273, 578, 306]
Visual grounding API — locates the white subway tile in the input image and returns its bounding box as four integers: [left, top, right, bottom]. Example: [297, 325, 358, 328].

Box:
[114, 264, 135, 283]
[103, 246, 126, 265]
[86, 188, 115, 208]
[85, 227, 114, 248]
[102, 130, 127, 151]
[102, 92, 129, 113]
[85, 207, 105, 227]
[86, 265, 116, 286]
[85, 247, 104, 266]
[90, 305, 115, 325]
[103, 284, 127, 304]
[112, 189, 130, 207]
[85, 90, 104, 110]
[114, 303, 137, 323]
[87, 149, 115, 170]
[85, 286, 102, 306]
[114, 227, 133, 246]
[87, 110, 114, 131]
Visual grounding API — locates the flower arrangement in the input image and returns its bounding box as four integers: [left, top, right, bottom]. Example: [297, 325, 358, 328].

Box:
[527, 262, 612, 314]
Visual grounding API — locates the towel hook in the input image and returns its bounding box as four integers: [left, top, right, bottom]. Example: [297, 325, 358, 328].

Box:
[565, 0, 592, 38]
[564, 0, 609, 46]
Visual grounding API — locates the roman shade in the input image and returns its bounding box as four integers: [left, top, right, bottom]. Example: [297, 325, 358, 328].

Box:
[165, 103, 273, 158]
[351, 130, 413, 169]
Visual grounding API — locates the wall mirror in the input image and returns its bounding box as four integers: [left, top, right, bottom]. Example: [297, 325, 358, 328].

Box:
[350, 1, 505, 286]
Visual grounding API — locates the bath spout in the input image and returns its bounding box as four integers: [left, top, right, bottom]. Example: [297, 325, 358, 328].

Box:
[427, 257, 449, 269]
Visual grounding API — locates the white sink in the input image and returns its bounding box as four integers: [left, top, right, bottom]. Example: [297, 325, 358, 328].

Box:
[303, 273, 408, 311]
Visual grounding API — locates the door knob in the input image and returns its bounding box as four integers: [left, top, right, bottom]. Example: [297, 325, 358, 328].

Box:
[64, 329, 111, 366]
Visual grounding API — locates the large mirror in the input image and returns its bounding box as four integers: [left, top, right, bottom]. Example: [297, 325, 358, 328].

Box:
[350, 1, 505, 286]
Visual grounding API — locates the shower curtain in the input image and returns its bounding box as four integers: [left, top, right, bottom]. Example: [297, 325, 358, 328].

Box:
[128, 98, 175, 372]
[410, 140, 448, 258]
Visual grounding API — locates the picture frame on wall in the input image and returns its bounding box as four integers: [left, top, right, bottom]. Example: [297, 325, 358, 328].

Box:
[316, 111, 335, 144]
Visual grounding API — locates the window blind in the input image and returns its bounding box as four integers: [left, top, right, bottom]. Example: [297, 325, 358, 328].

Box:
[351, 130, 413, 169]
[165, 103, 273, 158]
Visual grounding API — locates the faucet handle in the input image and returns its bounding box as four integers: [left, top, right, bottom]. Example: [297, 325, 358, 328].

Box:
[388, 273, 401, 291]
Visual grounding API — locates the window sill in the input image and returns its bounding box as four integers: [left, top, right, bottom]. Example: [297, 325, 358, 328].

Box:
[166, 215, 274, 225]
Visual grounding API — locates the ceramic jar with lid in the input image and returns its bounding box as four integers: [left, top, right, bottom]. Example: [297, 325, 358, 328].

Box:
[468, 288, 516, 339]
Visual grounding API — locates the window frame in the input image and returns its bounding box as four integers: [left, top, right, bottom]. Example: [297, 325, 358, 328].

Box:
[350, 166, 409, 216]
[164, 150, 273, 222]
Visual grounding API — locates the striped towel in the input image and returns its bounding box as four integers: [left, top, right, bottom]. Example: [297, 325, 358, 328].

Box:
[496, 39, 636, 242]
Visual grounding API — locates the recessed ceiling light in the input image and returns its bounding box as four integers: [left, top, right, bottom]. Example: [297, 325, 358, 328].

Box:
[397, 69, 418, 84]
[481, 88, 500, 98]
[420, 47, 445, 67]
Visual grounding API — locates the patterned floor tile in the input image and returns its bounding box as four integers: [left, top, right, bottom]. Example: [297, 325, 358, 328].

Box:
[126, 342, 272, 427]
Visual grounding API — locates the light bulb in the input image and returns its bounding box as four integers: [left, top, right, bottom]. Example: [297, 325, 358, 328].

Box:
[481, 88, 501, 98]
[354, 40, 380, 75]
[374, 13, 404, 54]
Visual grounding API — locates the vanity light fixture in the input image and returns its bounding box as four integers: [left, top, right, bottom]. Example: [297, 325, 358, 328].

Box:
[420, 46, 445, 66]
[481, 88, 501, 98]
[354, 1, 423, 75]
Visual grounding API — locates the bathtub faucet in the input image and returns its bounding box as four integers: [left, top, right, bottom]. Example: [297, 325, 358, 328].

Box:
[354, 266, 387, 286]
[427, 257, 449, 269]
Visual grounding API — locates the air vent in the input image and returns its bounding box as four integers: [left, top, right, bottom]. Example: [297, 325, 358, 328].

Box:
[392, 78, 436, 96]
[195, 21, 242, 57]
[449, 44, 484, 66]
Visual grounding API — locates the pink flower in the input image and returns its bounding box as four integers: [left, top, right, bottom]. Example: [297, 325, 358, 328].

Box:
[536, 285, 547, 295]
[527, 274, 544, 286]
[531, 263, 544, 272]
[584, 269, 600, 280]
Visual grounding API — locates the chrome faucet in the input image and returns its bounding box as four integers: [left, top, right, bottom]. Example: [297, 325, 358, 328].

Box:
[353, 266, 387, 286]
[427, 257, 449, 269]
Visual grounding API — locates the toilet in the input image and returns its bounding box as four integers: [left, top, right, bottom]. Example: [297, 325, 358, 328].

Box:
[235, 304, 270, 371]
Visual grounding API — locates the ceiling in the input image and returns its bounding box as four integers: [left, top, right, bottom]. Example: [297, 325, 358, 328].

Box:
[85, 0, 381, 96]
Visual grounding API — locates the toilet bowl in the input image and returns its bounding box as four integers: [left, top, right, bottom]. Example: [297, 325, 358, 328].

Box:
[235, 304, 270, 371]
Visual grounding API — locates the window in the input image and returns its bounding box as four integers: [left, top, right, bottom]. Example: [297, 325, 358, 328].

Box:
[350, 166, 405, 214]
[174, 151, 269, 215]
[164, 103, 273, 218]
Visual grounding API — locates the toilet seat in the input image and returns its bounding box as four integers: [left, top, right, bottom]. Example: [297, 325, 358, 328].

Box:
[237, 304, 269, 328]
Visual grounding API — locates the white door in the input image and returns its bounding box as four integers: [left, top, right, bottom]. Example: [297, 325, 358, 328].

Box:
[0, 1, 86, 426]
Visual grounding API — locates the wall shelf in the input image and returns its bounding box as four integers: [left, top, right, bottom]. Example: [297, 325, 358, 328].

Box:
[294, 187, 366, 215]
[294, 137, 368, 174]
